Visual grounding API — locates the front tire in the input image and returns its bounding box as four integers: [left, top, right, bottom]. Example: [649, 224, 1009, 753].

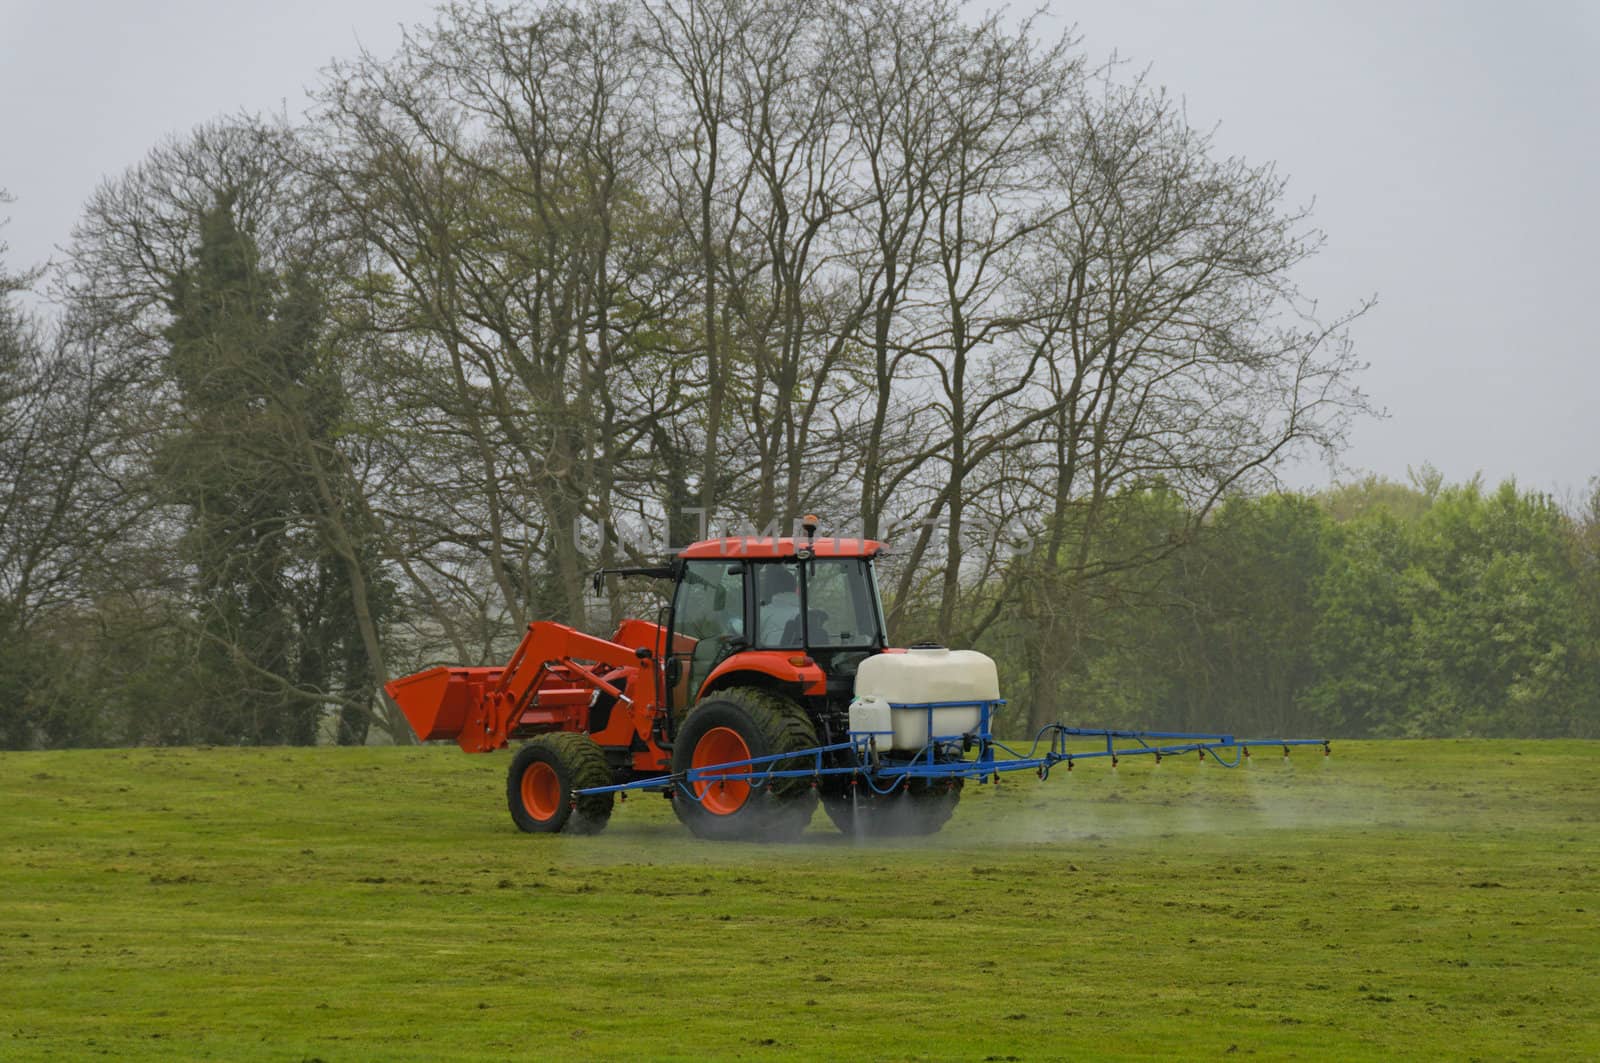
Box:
[671, 687, 819, 842]
[506, 732, 614, 834]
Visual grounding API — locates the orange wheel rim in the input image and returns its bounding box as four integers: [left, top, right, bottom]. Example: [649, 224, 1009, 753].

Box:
[692, 726, 752, 815]
[520, 760, 562, 821]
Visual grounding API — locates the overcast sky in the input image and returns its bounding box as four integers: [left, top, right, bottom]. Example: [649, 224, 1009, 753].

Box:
[3, 0, 1596, 496]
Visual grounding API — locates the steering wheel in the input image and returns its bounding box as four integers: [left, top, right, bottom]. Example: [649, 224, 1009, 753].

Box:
[696, 631, 744, 665]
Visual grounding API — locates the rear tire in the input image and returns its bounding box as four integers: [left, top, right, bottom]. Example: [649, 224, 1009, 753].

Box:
[822, 775, 963, 837]
[671, 687, 819, 842]
[507, 732, 615, 835]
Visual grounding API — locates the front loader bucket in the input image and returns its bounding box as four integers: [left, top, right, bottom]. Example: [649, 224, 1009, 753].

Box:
[385, 666, 500, 742]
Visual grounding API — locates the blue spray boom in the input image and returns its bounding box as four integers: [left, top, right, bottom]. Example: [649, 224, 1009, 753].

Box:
[580, 700, 1329, 806]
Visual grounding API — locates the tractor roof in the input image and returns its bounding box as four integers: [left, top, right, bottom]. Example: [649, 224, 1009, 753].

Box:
[677, 536, 884, 560]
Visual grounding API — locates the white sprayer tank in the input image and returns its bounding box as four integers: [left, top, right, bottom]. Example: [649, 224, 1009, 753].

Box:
[850, 646, 1000, 750]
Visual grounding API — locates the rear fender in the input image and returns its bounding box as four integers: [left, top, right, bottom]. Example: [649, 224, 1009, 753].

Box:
[700, 652, 826, 700]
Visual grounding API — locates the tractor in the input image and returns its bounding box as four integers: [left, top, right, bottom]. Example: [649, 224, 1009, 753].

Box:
[385, 518, 1328, 841]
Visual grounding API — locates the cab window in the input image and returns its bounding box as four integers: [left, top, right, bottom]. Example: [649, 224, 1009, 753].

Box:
[672, 560, 745, 640]
[754, 562, 802, 647]
[672, 560, 747, 702]
[804, 558, 878, 648]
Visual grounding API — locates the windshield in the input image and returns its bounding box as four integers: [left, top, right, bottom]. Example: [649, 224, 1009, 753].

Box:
[754, 558, 881, 649]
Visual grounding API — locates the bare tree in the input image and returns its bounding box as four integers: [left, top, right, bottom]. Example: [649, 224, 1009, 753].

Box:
[1, 194, 151, 746]
[1001, 73, 1371, 730]
[639, 0, 759, 526]
[315, 0, 698, 647]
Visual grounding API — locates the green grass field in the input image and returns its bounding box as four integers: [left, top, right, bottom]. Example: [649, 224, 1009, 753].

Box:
[3, 740, 1597, 1061]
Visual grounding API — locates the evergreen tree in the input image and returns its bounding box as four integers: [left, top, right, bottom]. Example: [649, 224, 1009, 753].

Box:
[161, 194, 329, 744]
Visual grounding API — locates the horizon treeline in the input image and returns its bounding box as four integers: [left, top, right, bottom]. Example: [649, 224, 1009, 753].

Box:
[977, 473, 1600, 741]
[2, 0, 1589, 749]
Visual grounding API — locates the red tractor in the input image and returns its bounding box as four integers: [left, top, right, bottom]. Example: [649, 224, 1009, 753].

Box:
[385, 519, 966, 840]
[388, 519, 1329, 840]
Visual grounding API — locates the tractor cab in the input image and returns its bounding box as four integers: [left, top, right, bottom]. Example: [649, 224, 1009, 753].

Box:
[664, 533, 888, 715]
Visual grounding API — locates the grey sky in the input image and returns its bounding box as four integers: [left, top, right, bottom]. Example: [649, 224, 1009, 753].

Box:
[3, 0, 1596, 495]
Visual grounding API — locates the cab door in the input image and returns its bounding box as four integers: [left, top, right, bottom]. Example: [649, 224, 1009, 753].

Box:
[666, 560, 749, 715]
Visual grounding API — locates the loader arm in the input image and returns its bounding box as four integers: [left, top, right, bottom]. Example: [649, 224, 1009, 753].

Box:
[386, 622, 660, 754]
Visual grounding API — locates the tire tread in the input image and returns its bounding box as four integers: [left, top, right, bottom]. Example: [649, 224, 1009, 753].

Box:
[671, 686, 819, 841]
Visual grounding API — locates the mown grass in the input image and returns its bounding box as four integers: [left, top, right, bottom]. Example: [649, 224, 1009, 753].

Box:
[2, 739, 1597, 1061]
